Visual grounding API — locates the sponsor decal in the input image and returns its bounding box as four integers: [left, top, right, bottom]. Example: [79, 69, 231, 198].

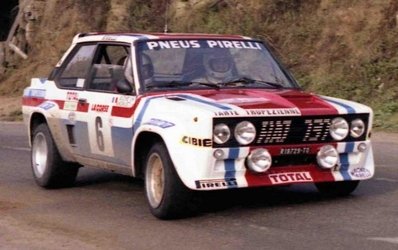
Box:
[303, 118, 330, 142]
[195, 178, 237, 189]
[66, 91, 78, 101]
[102, 36, 117, 41]
[91, 104, 109, 113]
[257, 120, 292, 144]
[64, 101, 78, 111]
[115, 96, 134, 107]
[268, 172, 313, 184]
[76, 78, 85, 88]
[214, 110, 240, 116]
[146, 40, 262, 50]
[214, 108, 301, 117]
[207, 40, 262, 50]
[181, 136, 212, 147]
[39, 102, 55, 110]
[147, 40, 200, 50]
[280, 147, 310, 155]
[255, 117, 331, 144]
[24, 89, 46, 98]
[144, 118, 175, 128]
[350, 167, 371, 178]
[245, 108, 301, 116]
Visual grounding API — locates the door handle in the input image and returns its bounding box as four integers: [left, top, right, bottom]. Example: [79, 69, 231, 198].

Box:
[78, 98, 87, 104]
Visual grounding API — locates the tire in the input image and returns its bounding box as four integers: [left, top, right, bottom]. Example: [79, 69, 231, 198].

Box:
[145, 142, 192, 219]
[31, 123, 79, 188]
[315, 181, 360, 197]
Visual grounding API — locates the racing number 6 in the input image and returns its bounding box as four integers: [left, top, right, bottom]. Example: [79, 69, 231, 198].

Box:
[95, 116, 105, 151]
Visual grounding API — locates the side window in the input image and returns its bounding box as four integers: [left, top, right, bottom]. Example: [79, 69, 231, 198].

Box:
[87, 44, 131, 92]
[58, 45, 96, 88]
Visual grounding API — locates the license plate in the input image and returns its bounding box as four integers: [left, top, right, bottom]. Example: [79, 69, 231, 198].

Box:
[280, 147, 310, 155]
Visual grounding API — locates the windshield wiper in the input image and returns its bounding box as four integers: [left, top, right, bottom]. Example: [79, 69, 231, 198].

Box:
[146, 81, 189, 89]
[146, 81, 220, 90]
[191, 81, 220, 89]
[221, 77, 284, 89]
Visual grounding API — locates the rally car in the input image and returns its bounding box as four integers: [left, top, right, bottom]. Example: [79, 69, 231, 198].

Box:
[22, 32, 374, 219]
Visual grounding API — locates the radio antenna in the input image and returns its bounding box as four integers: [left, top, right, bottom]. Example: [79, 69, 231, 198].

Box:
[164, 0, 169, 33]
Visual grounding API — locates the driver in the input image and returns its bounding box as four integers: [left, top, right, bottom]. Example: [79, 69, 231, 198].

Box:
[195, 50, 234, 83]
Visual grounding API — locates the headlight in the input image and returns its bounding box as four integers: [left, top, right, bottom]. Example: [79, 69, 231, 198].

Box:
[234, 121, 256, 145]
[246, 148, 272, 173]
[317, 145, 339, 169]
[350, 119, 365, 138]
[213, 123, 230, 144]
[330, 117, 349, 141]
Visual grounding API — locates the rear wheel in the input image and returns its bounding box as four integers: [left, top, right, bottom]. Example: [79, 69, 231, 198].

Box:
[31, 123, 79, 188]
[145, 142, 192, 219]
[315, 181, 360, 196]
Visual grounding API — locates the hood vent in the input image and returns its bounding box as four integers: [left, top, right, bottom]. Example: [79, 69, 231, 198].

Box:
[166, 96, 186, 101]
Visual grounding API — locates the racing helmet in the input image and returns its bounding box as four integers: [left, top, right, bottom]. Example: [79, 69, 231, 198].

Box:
[203, 50, 233, 81]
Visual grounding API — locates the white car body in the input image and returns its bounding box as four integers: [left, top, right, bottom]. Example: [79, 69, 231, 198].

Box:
[22, 32, 375, 218]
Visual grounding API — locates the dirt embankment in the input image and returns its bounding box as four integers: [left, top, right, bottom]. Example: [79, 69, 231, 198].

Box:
[0, 96, 21, 121]
[0, 0, 397, 129]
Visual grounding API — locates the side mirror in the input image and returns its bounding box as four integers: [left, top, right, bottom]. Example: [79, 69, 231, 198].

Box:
[116, 79, 133, 94]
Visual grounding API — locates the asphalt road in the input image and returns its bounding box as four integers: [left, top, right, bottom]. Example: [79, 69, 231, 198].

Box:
[0, 122, 397, 250]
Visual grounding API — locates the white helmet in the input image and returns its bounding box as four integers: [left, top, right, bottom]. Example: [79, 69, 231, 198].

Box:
[203, 51, 233, 82]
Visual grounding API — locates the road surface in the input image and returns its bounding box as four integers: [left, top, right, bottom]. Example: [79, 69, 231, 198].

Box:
[0, 122, 397, 249]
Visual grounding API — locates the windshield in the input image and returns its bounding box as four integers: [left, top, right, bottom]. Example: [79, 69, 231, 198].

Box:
[135, 39, 298, 91]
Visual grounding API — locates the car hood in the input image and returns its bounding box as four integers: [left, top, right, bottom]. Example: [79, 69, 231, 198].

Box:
[201, 89, 333, 116]
[152, 88, 371, 117]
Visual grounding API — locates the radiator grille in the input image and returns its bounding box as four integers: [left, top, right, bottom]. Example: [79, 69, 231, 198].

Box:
[213, 114, 369, 148]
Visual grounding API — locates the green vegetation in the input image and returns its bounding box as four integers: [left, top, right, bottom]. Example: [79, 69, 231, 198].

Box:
[1, 0, 397, 130]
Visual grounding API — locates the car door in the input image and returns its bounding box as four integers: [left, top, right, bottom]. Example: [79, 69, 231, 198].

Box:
[83, 43, 136, 167]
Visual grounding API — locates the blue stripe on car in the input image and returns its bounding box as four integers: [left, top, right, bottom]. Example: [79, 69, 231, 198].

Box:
[225, 148, 239, 188]
[322, 97, 356, 114]
[64, 120, 130, 166]
[60, 97, 159, 168]
[340, 142, 355, 180]
[133, 98, 153, 131]
[111, 126, 134, 166]
[176, 94, 232, 110]
[322, 97, 357, 180]
[133, 96, 170, 131]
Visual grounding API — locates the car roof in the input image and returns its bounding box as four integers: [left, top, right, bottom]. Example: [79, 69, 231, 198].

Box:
[72, 32, 253, 44]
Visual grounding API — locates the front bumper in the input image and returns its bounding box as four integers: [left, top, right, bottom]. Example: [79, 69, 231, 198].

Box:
[180, 140, 374, 190]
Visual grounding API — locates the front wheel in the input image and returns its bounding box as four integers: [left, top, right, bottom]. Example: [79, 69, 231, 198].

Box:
[315, 181, 360, 196]
[145, 142, 192, 219]
[31, 123, 79, 188]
